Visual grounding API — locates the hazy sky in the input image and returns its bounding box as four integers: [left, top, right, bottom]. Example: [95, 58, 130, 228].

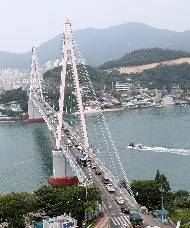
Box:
[0, 0, 190, 53]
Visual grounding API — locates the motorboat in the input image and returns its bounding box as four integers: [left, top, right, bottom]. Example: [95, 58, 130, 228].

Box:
[128, 142, 135, 148]
[128, 143, 145, 150]
[179, 103, 187, 107]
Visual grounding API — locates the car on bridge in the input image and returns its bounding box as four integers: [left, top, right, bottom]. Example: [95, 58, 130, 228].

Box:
[90, 163, 96, 169]
[76, 154, 87, 167]
[95, 169, 101, 175]
[115, 196, 125, 205]
[74, 141, 80, 147]
[77, 145, 83, 150]
[67, 140, 72, 147]
[102, 176, 110, 184]
[106, 183, 115, 193]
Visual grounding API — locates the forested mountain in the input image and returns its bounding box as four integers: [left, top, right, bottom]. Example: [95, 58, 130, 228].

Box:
[99, 48, 190, 69]
[1, 22, 190, 69]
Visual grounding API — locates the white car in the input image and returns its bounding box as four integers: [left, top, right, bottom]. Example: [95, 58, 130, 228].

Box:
[90, 163, 96, 169]
[77, 145, 83, 150]
[106, 183, 115, 192]
[115, 196, 125, 205]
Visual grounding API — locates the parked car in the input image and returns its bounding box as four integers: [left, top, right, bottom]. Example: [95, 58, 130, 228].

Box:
[115, 196, 125, 205]
[121, 204, 130, 214]
[106, 183, 115, 192]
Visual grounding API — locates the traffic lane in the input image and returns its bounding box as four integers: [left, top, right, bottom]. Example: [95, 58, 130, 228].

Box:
[86, 166, 123, 215]
[65, 141, 126, 215]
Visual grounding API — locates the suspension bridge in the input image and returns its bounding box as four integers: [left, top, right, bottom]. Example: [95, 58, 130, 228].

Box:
[27, 21, 172, 228]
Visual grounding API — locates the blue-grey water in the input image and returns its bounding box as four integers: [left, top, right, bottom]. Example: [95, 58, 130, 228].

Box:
[0, 105, 190, 194]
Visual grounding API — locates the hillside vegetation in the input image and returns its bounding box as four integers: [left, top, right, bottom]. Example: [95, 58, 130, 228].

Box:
[129, 62, 190, 90]
[39, 48, 190, 111]
[100, 48, 190, 69]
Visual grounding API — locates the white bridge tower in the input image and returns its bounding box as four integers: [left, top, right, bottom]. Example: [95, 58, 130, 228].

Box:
[27, 47, 44, 122]
[50, 20, 89, 186]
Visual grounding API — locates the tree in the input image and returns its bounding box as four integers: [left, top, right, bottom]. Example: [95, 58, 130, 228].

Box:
[173, 190, 190, 208]
[131, 170, 172, 210]
[0, 192, 37, 228]
[0, 88, 28, 112]
[131, 180, 157, 210]
[34, 185, 102, 225]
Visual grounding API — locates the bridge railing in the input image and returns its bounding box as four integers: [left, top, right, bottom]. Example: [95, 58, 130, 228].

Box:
[61, 146, 86, 183]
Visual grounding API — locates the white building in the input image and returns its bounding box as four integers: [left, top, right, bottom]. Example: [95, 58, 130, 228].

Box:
[162, 95, 174, 105]
[115, 82, 132, 91]
[43, 215, 77, 228]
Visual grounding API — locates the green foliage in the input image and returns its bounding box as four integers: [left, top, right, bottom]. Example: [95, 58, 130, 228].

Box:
[0, 185, 102, 227]
[0, 192, 37, 227]
[131, 170, 190, 226]
[131, 170, 171, 210]
[130, 63, 190, 90]
[100, 48, 190, 69]
[34, 185, 102, 222]
[169, 208, 190, 227]
[0, 88, 28, 112]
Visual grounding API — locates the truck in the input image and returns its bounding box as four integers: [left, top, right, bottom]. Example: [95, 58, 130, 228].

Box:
[129, 211, 143, 227]
[76, 154, 87, 167]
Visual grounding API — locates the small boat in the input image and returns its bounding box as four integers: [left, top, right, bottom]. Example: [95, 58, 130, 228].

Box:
[128, 142, 135, 148]
[179, 103, 187, 107]
[128, 143, 145, 150]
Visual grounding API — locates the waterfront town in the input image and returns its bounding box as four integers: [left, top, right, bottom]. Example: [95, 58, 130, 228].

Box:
[0, 61, 189, 121]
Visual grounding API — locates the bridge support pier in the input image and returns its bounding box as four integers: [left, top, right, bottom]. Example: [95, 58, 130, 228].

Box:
[26, 100, 44, 123]
[50, 149, 78, 186]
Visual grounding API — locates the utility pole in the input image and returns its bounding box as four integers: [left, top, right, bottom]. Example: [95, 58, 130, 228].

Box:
[84, 180, 88, 227]
[159, 185, 165, 209]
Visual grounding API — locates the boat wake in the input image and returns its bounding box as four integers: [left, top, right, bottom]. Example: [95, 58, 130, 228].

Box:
[127, 144, 190, 156]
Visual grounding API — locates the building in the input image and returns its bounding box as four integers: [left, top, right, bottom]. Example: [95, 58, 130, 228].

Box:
[34, 215, 77, 228]
[162, 95, 174, 105]
[115, 82, 132, 92]
[153, 209, 169, 223]
[0, 112, 8, 118]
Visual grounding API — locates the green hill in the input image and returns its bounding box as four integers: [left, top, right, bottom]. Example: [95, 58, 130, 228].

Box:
[99, 48, 190, 69]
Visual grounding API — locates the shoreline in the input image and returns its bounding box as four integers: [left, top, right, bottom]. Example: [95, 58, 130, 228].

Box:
[73, 108, 124, 115]
[72, 103, 188, 115]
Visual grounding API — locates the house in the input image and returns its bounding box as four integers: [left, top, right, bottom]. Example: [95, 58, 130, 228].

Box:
[0, 112, 7, 118]
[153, 209, 169, 223]
[34, 215, 77, 228]
[162, 95, 174, 105]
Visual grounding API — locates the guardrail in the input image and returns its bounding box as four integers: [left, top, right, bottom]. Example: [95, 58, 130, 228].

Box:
[61, 146, 86, 183]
